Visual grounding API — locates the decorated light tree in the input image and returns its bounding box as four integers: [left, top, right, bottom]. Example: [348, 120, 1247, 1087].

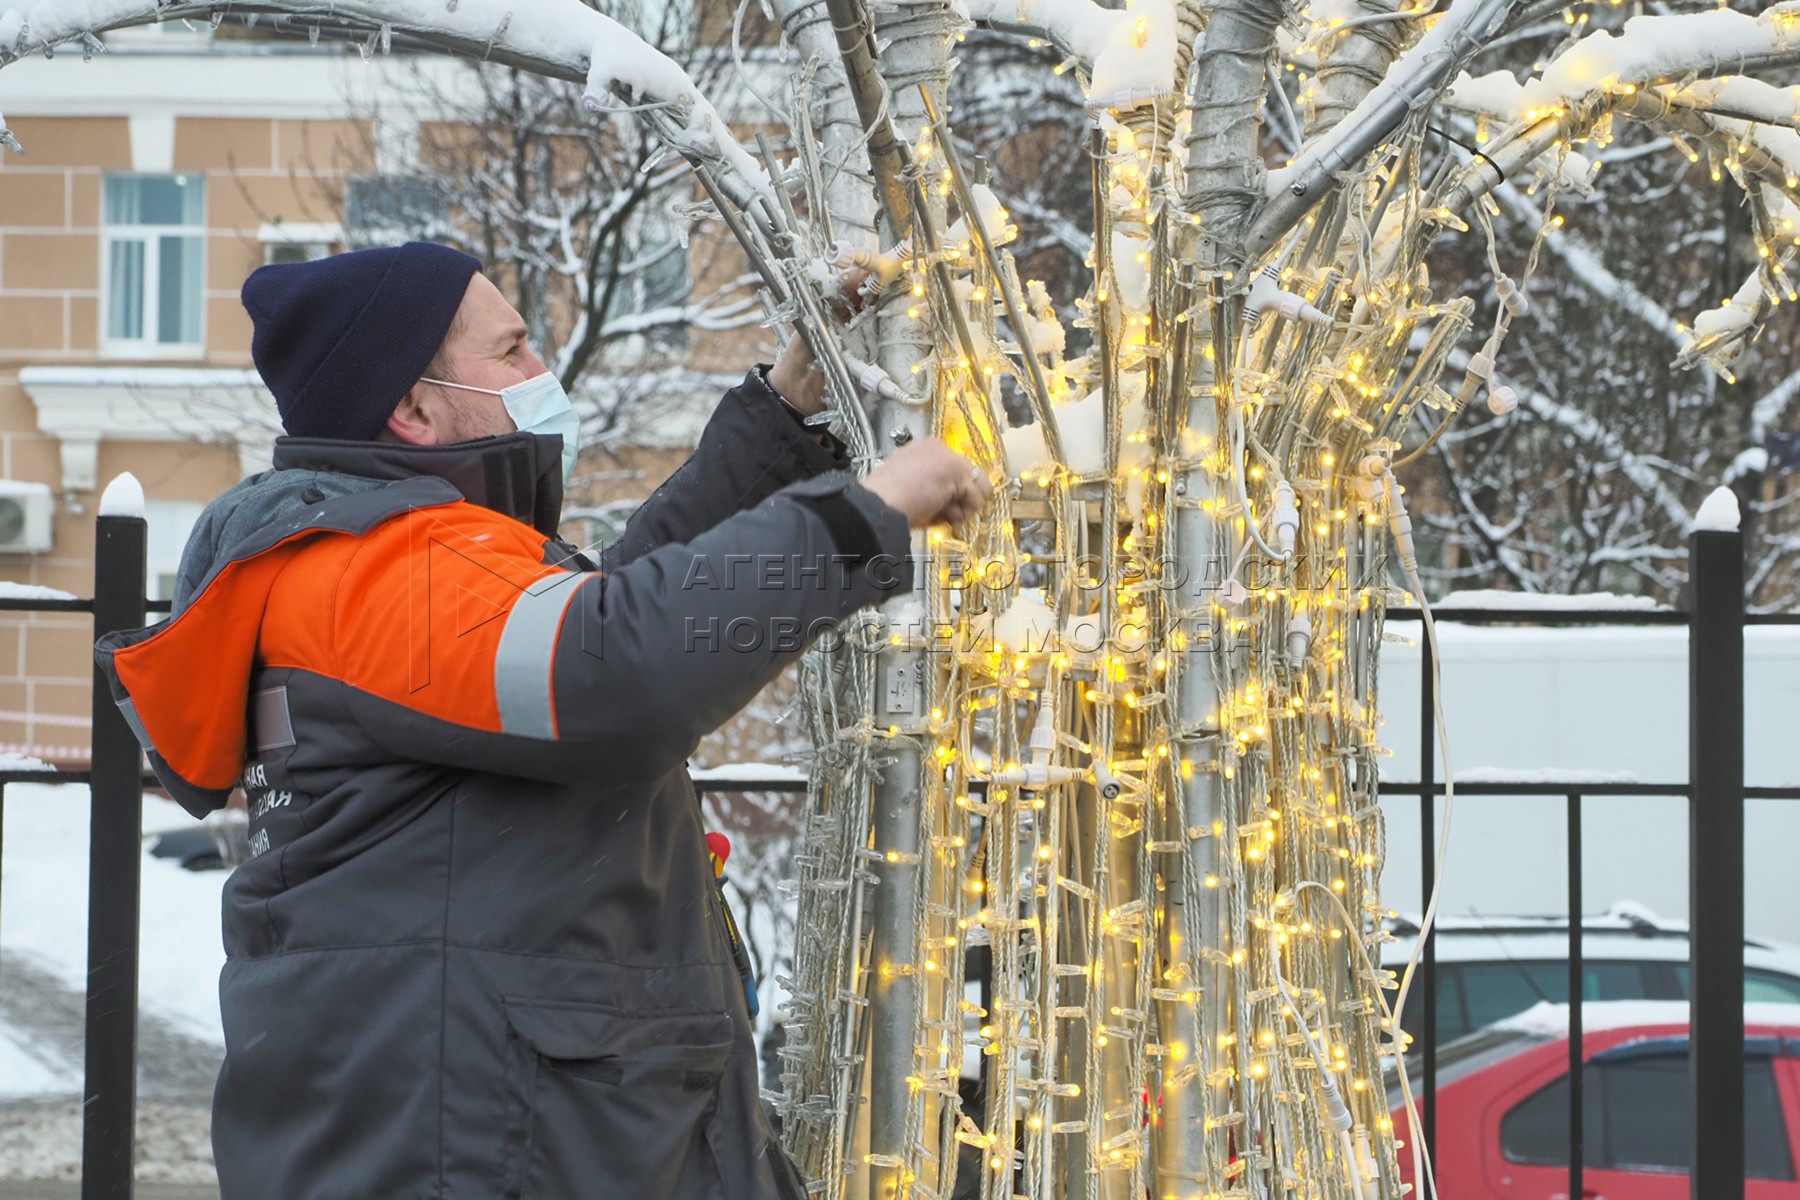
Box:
[8, 2, 1798, 1197]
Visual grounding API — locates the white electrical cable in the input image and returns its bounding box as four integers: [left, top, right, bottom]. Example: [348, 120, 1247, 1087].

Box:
[1269, 943, 1369, 1200]
[1292, 879, 1442, 1200]
[1380, 464, 1454, 1200]
[1230, 400, 1293, 563]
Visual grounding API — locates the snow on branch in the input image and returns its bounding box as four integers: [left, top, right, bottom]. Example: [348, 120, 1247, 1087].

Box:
[1446, 10, 1800, 131]
[962, 0, 1123, 65]
[964, 0, 1176, 111]
[0, 0, 766, 195]
[1253, 0, 1514, 255]
[0, 110, 18, 155]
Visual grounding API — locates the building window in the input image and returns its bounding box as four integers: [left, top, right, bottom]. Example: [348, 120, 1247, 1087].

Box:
[103, 175, 205, 354]
[258, 222, 342, 266]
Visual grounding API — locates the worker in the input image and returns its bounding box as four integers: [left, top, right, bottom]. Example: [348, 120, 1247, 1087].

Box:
[95, 241, 989, 1199]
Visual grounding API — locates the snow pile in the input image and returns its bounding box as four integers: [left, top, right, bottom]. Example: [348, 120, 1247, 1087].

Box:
[1686, 272, 1766, 359]
[0, 750, 52, 771]
[989, 589, 1058, 653]
[1087, 0, 1177, 110]
[0, 1018, 74, 1100]
[0, 110, 19, 156]
[1005, 380, 1152, 491]
[1693, 485, 1741, 533]
[0, 784, 228, 1048]
[0, 2, 767, 196]
[946, 183, 1016, 249]
[97, 471, 143, 519]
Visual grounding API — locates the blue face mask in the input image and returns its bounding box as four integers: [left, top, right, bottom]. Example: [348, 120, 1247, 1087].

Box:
[420, 371, 581, 485]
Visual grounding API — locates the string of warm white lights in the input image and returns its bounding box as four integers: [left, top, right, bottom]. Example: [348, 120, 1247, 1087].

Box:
[3, 2, 1798, 1199]
[746, 4, 1800, 1200]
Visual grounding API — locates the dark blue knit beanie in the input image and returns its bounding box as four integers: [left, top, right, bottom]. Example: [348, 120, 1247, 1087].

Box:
[242, 242, 482, 440]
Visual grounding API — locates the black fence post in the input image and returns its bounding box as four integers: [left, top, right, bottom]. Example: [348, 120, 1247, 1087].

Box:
[1689, 522, 1744, 1200]
[1567, 793, 1584, 1200]
[83, 511, 147, 1200]
[1418, 623, 1437, 1173]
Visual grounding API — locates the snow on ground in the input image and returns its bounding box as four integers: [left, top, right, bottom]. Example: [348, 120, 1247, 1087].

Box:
[1, 783, 228, 1062]
[0, 783, 225, 1180]
[0, 1018, 74, 1101]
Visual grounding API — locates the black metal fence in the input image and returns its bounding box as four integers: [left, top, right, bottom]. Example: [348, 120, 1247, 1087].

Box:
[1386, 525, 1800, 1200]
[0, 515, 1787, 1199]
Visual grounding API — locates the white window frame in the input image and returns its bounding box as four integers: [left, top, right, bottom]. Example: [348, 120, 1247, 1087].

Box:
[258, 222, 343, 266]
[100, 174, 208, 360]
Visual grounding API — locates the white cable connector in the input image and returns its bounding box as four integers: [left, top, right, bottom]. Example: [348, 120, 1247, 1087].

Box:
[1028, 703, 1057, 764]
[989, 763, 1083, 790]
[1385, 475, 1417, 573]
[1286, 611, 1313, 672]
[1245, 266, 1332, 330]
[1218, 578, 1249, 609]
[1487, 384, 1519, 416]
[1271, 946, 1368, 1200]
[1496, 274, 1529, 317]
[1092, 760, 1123, 801]
[1272, 480, 1301, 558]
[842, 356, 917, 406]
[1465, 350, 1495, 383]
[1350, 454, 1388, 504]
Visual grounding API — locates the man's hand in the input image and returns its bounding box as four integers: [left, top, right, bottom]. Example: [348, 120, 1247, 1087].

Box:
[861, 439, 993, 529]
[767, 268, 873, 416]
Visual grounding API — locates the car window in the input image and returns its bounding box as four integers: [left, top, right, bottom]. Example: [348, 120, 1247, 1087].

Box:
[1461, 963, 1560, 1030]
[1672, 964, 1800, 1005]
[1603, 1056, 1692, 1171]
[1746, 971, 1800, 1003]
[1398, 964, 1470, 1046]
[1500, 1054, 1793, 1180]
[1458, 961, 1649, 1031]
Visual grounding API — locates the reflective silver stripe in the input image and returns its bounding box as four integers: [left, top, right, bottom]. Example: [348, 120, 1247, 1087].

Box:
[116, 697, 153, 752]
[252, 686, 296, 752]
[494, 571, 591, 739]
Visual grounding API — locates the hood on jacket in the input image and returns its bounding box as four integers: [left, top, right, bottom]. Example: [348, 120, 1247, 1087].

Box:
[172, 431, 564, 613]
[112, 432, 563, 816]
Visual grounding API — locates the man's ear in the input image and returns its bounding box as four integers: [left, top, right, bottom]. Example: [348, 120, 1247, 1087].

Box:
[385, 383, 439, 445]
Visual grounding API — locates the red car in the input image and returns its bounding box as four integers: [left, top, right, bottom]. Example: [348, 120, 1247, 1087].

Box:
[1389, 1001, 1800, 1198]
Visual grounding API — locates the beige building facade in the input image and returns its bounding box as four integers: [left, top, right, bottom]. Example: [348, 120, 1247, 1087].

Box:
[0, 30, 439, 762]
[0, 27, 778, 763]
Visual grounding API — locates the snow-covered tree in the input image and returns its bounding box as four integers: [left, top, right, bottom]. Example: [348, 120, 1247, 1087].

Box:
[10, 2, 1800, 1199]
[310, 2, 767, 456]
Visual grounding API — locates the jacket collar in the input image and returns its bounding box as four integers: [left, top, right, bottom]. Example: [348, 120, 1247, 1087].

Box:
[271, 432, 565, 537]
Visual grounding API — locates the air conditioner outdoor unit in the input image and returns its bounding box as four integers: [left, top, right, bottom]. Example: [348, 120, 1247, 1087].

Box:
[0, 482, 54, 554]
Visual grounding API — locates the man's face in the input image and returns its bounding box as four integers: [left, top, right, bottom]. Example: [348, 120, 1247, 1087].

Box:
[419, 273, 551, 443]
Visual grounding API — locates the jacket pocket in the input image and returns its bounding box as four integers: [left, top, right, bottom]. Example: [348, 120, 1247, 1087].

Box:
[502, 999, 733, 1200]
